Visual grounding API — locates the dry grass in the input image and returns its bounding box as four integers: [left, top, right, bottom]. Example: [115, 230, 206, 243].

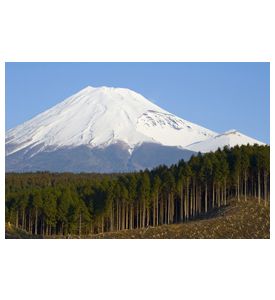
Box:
[5, 224, 42, 239]
[5, 197, 269, 239]
[89, 197, 270, 239]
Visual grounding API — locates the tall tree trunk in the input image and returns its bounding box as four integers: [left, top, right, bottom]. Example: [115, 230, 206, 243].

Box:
[28, 213, 31, 232]
[121, 203, 124, 230]
[16, 210, 19, 228]
[110, 205, 114, 232]
[167, 195, 169, 224]
[184, 186, 189, 220]
[199, 184, 201, 214]
[35, 208, 38, 235]
[79, 212, 82, 237]
[141, 202, 143, 227]
[264, 171, 267, 206]
[118, 203, 121, 231]
[172, 193, 175, 223]
[196, 184, 199, 215]
[251, 176, 253, 198]
[136, 204, 139, 229]
[237, 174, 240, 202]
[218, 184, 221, 208]
[125, 204, 128, 230]
[116, 201, 119, 231]
[190, 184, 194, 218]
[41, 218, 44, 237]
[159, 197, 162, 225]
[180, 185, 184, 222]
[170, 193, 174, 224]
[133, 206, 135, 229]
[22, 210, 25, 230]
[129, 205, 132, 230]
[212, 182, 215, 208]
[197, 186, 199, 215]
[162, 197, 165, 225]
[192, 181, 195, 217]
[220, 185, 223, 206]
[205, 183, 208, 213]
[156, 192, 159, 226]
[60, 222, 63, 236]
[224, 179, 227, 205]
[185, 182, 189, 221]
[258, 170, 261, 204]
[254, 175, 257, 198]
[193, 183, 196, 217]
[170, 194, 173, 224]
[244, 171, 247, 202]
[153, 196, 156, 227]
[163, 197, 166, 224]
[142, 201, 146, 228]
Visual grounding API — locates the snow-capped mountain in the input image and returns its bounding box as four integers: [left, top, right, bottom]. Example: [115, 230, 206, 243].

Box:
[6, 86, 216, 156]
[5, 86, 264, 172]
[185, 130, 265, 153]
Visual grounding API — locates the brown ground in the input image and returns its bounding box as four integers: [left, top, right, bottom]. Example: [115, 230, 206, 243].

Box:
[90, 197, 270, 239]
[5, 197, 270, 239]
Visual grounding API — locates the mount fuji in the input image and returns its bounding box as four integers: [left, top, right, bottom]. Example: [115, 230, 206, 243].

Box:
[6, 86, 264, 172]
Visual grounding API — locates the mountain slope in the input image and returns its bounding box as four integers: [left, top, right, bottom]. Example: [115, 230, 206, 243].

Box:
[185, 130, 265, 153]
[6, 86, 212, 172]
[6, 86, 265, 172]
[6, 86, 216, 157]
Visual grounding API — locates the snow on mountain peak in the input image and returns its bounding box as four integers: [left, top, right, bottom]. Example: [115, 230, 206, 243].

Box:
[223, 129, 237, 134]
[186, 130, 265, 153]
[6, 86, 217, 156]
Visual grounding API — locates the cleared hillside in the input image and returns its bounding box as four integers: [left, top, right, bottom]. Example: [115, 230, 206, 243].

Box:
[6, 197, 269, 239]
[89, 197, 269, 239]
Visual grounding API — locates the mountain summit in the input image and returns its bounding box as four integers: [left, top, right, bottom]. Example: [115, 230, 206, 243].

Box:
[6, 86, 264, 172]
[6, 86, 216, 155]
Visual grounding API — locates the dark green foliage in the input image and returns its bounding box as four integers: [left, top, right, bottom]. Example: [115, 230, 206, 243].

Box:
[5, 144, 270, 237]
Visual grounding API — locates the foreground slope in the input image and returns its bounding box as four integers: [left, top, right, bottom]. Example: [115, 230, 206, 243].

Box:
[6, 198, 269, 239]
[90, 198, 270, 239]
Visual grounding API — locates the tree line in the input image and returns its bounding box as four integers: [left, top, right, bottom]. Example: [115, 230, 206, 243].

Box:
[5, 144, 270, 237]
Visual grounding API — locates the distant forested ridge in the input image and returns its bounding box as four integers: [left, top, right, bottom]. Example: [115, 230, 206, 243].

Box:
[5, 144, 270, 237]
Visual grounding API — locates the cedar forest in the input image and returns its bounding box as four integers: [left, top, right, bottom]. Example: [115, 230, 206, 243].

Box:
[5, 144, 270, 237]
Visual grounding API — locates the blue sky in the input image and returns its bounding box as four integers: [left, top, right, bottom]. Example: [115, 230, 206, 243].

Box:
[5, 62, 270, 143]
